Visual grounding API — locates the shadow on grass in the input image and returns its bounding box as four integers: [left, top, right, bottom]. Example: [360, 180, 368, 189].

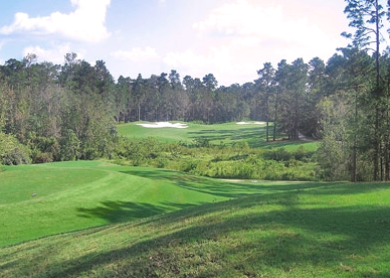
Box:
[249, 139, 317, 149]
[187, 126, 318, 150]
[77, 201, 196, 224]
[188, 127, 267, 145]
[28, 188, 390, 278]
[120, 169, 291, 198]
[77, 201, 165, 223]
[120, 168, 386, 198]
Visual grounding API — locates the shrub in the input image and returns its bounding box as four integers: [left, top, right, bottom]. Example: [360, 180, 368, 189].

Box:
[0, 133, 31, 165]
[113, 137, 321, 181]
[293, 146, 314, 162]
[263, 148, 292, 161]
[34, 152, 54, 164]
[156, 157, 169, 168]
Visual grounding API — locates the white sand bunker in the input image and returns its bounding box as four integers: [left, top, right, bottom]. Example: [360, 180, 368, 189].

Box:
[237, 121, 266, 125]
[137, 122, 189, 129]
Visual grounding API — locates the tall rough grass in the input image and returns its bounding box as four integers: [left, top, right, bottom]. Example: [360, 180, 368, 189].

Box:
[113, 138, 319, 181]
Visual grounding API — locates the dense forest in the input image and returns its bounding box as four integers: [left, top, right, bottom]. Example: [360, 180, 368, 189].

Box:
[1, 0, 390, 182]
[0, 53, 325, 159]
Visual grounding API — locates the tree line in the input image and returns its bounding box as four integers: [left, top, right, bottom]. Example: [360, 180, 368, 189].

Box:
[0, 51, 330, 166]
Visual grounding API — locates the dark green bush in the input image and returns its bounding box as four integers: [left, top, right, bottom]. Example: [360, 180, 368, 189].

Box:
[263, 148, 292, 161]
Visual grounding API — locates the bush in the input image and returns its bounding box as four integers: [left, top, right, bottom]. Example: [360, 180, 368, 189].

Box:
[293, 146, 314, 162]
[34, 152, 54, 164]
[0, 133, 31, 165]
[263, 148, 292, 161]
[155, 157, 169, 168]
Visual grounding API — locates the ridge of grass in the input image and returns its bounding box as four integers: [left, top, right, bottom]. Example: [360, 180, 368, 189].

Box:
[0, 161, 281, 247]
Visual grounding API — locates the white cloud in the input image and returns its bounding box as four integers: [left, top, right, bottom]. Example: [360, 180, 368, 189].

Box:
[23, 44, 84, 64]
[0, 0, 111, 43]
[164, 47, 255, 85]
[164, 50, 208, 71]
[164, 0, 343, 85]
[193, 0, 334, 51]
[111, 47, 159, 62]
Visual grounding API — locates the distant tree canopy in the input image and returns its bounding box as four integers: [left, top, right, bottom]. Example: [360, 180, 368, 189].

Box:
[0, 54, 118, 164]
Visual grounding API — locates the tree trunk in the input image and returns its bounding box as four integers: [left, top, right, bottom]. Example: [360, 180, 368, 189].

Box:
[352, 90, 358, 182]
[265, 95, 269, 142]
[138, 103, 141, 121]
[273, 92, 279, 141]
[373, 0, 381, 181]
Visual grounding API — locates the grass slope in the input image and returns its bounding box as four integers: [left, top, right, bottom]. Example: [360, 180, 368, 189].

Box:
[117, 121, 320, 150]
[0, 161, 269, 247]
[1, 170, 390, 277]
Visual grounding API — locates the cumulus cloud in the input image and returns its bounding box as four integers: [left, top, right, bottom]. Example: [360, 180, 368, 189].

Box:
[0, 0, 111, 43]
[165, 0, 342, 85]
[193, 0, 332, 50]
[111, 47, 159, 62]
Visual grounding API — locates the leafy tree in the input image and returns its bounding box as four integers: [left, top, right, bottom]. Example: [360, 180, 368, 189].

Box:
[343, 0, 387, 180]
[256, 62, 275, 142]
[276, 59, 309, 140]
[304, 57, 327, 137]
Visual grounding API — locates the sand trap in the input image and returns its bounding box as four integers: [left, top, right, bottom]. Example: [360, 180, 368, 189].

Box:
[236, 121, 266, 125]
[137, 122, 189, 129]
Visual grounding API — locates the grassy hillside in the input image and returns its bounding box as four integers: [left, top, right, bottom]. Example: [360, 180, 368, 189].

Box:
[1, 177, 390, 278]
[0, 161, 271, 247]
[117, 121, 320, 150]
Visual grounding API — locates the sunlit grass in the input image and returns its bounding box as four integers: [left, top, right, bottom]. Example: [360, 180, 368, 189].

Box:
[1, 174, 390, 277]
[117, 121, 320, 150]
[0, 161, 276, 247]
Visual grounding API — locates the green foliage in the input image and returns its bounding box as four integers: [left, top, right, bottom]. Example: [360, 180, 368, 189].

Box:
[114, 137, 318, 181]
[263, 147, 292, 161]
[0, 56, 119, 165]
[316, 128, 350, 181]
[27, 132, 60, 163]
[263, 146, 314, 163]
[0, 133, 30, 165]
[60, 129, 80, 161]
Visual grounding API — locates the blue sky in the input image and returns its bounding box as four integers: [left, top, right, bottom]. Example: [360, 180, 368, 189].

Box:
[0, 0, 351, 85]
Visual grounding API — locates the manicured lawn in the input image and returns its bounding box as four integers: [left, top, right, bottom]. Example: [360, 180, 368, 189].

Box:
[0, 161, 270, 247]
[117, 121, 321, 150]
[1, 172, 390, 277]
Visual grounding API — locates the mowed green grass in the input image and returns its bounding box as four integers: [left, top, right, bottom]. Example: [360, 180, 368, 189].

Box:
[117, 121, 320, 150]
[1, 175, 390, 277]
[0, 160, 272, 247]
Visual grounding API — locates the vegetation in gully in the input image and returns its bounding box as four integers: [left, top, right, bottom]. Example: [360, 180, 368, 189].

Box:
[1, 1, 390, 277]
